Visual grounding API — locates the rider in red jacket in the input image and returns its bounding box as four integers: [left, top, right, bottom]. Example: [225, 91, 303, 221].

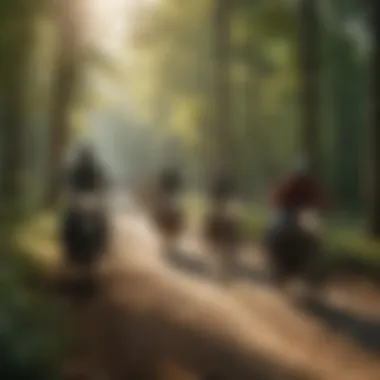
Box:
[267, 159, 327, 248]
[271, 171, 326, 213]
[271, 156, 327, 212]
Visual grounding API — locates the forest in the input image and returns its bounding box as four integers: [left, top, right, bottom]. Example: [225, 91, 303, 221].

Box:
[0, 0, 379, 378]
[1, 0, 378, 223]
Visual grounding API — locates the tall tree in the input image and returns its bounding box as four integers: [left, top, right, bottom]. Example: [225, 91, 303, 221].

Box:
[0, 1, 38, 206]
[1, 49, 26, 202]
[371, 0, 380, 237]
[298, 0, 319, 174]
[213, 0, 233, 172]
[45, 0, 80, 207]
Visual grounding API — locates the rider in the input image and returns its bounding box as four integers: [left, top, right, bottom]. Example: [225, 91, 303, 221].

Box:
[271, 159, 326, 214]
[66, 144, 108, 195]
[267, 158, 326, 244]
[158, 166, 182, 198]
[61, 145, 109, 267]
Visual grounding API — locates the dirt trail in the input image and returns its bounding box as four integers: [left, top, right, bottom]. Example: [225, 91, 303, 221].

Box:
[61, 211, 380, 380]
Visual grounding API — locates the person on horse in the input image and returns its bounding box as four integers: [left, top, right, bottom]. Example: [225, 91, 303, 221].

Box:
[266, 157, 327, 284]
[271, 159, 325, 215]
[61, 144, 109, 272]
[66, 144, 108, 196]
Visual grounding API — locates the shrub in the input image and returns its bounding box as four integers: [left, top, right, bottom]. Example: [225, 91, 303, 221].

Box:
[0, 266, 68, 380]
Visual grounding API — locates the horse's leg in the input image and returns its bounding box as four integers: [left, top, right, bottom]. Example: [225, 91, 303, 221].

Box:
[303, 239, 327, 301]
[272, 258, 288, 287]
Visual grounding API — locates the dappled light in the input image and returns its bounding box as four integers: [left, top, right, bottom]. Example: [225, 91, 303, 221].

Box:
[1, 0, 380, 379]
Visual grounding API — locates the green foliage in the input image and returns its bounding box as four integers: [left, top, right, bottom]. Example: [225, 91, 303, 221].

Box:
[0, 272, 67, 380]
[128, 0, 372, 215]
[128, 0, 302, 187]
[0, 229, 68, 380]
[0, 206, 68, 380]
[319, 0, 370, 216]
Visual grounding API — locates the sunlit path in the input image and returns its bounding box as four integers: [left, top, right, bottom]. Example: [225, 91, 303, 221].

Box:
[65, 193, 380, 380]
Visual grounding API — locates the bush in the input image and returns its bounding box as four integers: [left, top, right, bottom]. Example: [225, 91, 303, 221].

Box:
[0, 225, 68, 380]
[0, 269, 69, 380]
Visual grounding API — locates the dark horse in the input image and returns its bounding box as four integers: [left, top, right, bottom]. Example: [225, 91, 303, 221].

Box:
[266, 210, 325, 291]
[153, 195, 184, 256]
[60, 194, 109, 293]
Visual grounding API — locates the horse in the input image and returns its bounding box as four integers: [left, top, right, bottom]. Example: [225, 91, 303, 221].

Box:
[203, 200, 242, 283]
[60, 193, 109, 292]
[266, 209, 326, 294]
[153, 194, 184, 257]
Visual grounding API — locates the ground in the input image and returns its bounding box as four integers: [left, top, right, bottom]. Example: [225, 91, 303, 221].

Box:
[22, 193, 380, 380]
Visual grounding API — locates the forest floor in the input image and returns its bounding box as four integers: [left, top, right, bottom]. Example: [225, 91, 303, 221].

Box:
[17, 193, 380, 380]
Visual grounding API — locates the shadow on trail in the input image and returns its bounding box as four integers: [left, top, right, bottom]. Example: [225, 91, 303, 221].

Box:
[164, 246, 274, 286]
[164, 249, 213, 279]
[299, 298, 380, 355]
[165, 249, 274, 291]
[53, 275, 100, 300]
[93, 283, 313, 380]
[166, 245, 380, 357]
[234, 264, 272, 286]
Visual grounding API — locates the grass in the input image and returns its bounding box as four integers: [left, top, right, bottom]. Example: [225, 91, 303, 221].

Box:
[15, 211, 60, 271]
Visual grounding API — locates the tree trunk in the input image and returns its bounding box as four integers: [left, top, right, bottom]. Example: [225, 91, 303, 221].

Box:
[1, 73, 25, 204]
[45, 0, 79, 207]
[331, 36, 363, 216]
[241, 66, 253, 196]
[298, 0, 319, 175]
[0, 20, 32, 209]
[371, 0, 380, 237]
[213, 0, 233, 172]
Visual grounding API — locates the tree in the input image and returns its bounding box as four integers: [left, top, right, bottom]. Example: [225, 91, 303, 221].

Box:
[129, 0, 215, 180]
[129, 0, 301, 194]
[330, 34, 365, 214]
[298, 0, 319, 174]
[0, 1, 41, 207]
[45, 0, 81, 207]
[213, 0, 233, 172]
[317, 0, 371, 216]
[371, 0, 380, 237]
